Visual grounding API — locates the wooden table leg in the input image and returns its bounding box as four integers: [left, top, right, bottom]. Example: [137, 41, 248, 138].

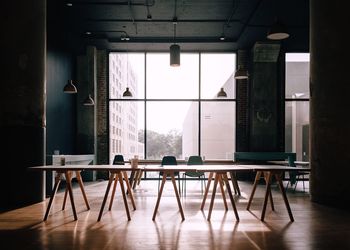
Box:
[207, 173, 220, 221]
[230, 171, 241, 196]
[170, 172, 185, 221]
[222, 173, 239, 221]
[62, 179, 69, 210]
[44, 172, 62, 221]
[118, 171, 131, 221]
[129, 170, 137, 189]
[275, 172, 294, 221]
[76, 171, 90, 210]
[261, 172, 272, 221]
[201, 172, 214, 210]
[247, 171, 262, 210]
[64, 171, 77, 220]
[130, 169, 142, 189]
[98, 172, 115, 221]
[122, 171, 136, 210]
[263, 171, 275, 211]
[218, 174, 228, 211]
[137, 170, 143, 185]
[108, 173, 118, 210]
[152, 172, 168, 220]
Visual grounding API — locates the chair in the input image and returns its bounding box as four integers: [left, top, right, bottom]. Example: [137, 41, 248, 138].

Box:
[182, 156, 206, 197]
[286, 161, 310, 192]
[113, 154, 125, 165]
[158, 156, 181, 195]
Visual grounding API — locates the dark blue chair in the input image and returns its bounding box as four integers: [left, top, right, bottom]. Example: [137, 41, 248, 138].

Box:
[158, 156, 181, 195]
[182, 156, 205, 196]
[113, 154, 125, 165]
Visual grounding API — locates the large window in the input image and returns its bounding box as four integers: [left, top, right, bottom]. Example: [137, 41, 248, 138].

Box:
[285, 53, 310, 161]
[109, 53, 236, 164]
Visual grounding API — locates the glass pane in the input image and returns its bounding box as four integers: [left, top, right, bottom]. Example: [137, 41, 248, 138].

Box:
[201, 102, 235, 159]
[109, 101, 145, 163]
[146, 53, 199, 99]
[109, 53, 145, 99]
[285, 101, 309, 161]
[201, 53, 236, 99]
[146, 102, 198, 160]
[285, 53, 310, 99]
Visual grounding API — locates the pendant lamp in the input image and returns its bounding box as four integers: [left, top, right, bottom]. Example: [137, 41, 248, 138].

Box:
[217, 88, 227, 98]
[267, 19, 290, 40]
[83, 94, 95, 106]
[123, 87, 132, 97]
[63, 80, 77, 93]
[170, 16, 180, 67]
[234, 66, 249, 80]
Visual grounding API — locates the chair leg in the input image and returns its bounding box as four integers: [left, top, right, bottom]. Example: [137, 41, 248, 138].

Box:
[158, 173, 161, 194]
[178, 175, 181, 197]
[293, 175, 299, 192]
[182, 174, 186, 197]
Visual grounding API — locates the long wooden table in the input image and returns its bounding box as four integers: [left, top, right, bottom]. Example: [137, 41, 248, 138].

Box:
[30, 164, 310, 222]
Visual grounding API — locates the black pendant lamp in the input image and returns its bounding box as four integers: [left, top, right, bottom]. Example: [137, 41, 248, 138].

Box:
[123, 87, 132, 97]
[217, 88, 227, 98]
[234, 66, 249, 80]
[267, 19, 290, 40]
[170, 18, 180, 67]
[63, 80, 77, 94]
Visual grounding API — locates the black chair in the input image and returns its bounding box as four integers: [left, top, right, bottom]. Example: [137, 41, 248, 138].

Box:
[158, 156, 181, 195]
[113, 154, 125, 165]
[182, 155, 205, 197]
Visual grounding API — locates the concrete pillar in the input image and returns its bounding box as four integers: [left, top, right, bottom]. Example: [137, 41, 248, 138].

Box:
[1, 1, 46, 208]
[310, 1, 350, 207]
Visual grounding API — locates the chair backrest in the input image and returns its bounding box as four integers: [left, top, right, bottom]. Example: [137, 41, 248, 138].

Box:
[161, 156, 177, 165]
[113, 154, 125, 165]
[187, 155, 203, 165]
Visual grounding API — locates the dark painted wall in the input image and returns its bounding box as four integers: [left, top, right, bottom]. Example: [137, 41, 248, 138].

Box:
[46, 48, 77, 156]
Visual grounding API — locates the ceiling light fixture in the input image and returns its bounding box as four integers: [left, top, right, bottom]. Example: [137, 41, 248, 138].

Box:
[83, 94, 95, 106]
[146, 0, 152, 20]
[217, 88, 227, 98]
[83, 80, 95, 106]
[121, 34, 130, 41]
[234, 65, 249, 79]
[123, 56, 133, 97]
[267, 19, 290, 40]
[63, 80, 77, 93]
[170, 0, 180, 67]
[122, 87, 132, 97]
[220, 24, 226, 41]
[170, 19, 180, 66]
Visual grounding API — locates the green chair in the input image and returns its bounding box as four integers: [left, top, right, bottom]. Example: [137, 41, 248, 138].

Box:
[158, 156, 181, 195]
[182, 156, 206, 197]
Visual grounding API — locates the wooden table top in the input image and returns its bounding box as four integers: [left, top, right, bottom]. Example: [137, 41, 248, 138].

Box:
[29, 164, 310, 172]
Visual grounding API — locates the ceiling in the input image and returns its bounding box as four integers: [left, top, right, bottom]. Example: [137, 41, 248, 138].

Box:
[48, 0, 309, 52]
